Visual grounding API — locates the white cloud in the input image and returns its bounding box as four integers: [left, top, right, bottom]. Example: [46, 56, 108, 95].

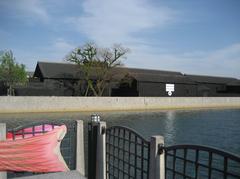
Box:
[127, 43, 240, 78]
[12, 38, 76, 71]
[0, 0, 49, 23]
[52, 38, 75, 52]
[66, 0, 175, 46]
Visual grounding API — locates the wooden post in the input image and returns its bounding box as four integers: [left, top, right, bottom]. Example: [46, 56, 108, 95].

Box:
[95, 121, 106, 179]
[149, 135, 165, 179]
[0, 123, 7, 179]
[76, 120, 85, 176]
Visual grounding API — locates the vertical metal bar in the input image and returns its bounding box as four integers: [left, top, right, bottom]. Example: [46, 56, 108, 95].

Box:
[141, 140, 144, 179]
[122, 129, 126, 178]
[107, 130, 111, 177]
[165, 150, 167, 178]
[32, 126, 35, 136]
[117, 128, 120, 179]
[195, 149, 199, 179]
[113, 128, 116, 178]
[223, 157, 228, 179]
[134, 135, 137, 178]
[172, 149, 176, 179]
[128, 132, 131, 177]
[22, 129, 24, 138]
[208, 152, 212, 179]
[96, 121, 106, 179]
[42, 124, 45, 133]
[12, 130, 15, 140]
[147, 143, 150, 179]
[183, 148, 187, 177]
[88, 123, 93, 179]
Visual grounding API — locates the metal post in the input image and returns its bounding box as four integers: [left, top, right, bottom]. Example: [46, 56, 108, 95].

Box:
[0, 123, 7, 179]
[76, 120, 85, 176]
[88, 114, 102, 179]
[149, 135, 165, 179]
[95, 121, 106, 179]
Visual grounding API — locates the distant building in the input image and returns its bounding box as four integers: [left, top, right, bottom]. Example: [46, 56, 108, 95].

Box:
[12, 61, 240, 97]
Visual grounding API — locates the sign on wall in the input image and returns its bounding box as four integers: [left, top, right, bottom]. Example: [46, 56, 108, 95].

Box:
[166, 84, 175, 96]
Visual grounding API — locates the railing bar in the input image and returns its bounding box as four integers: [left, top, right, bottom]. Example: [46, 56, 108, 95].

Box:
[134, 135, 137, 178]
[147, 143, 150, 178]
[106, 126, 149, 143]
[165, 168, 195, 179]
[108, 162, 148, 174]
[141, 140, 144, 179]
[107, 135, 110, 175]
[12, 131, 52, 135]
[166, 153, 228, 174]
[224, 157, 228, 179]
[117, 128, 120, 179]
[195, 149, 199, 179]
[32, 126, 35, 136]
[166, 167, 240, 178]
[113, 127, 117, 178]
[108, 164, 148, 177]
[173, 149, 176, 179]
[208, 152, 212, 179]
[42, 124, 45, 133]
[122, 129, 126, 179]
[21, 129, 25, 139]
[107, 134, 148, 146]
[164, 145, 240, 163]
[107, 153, 149, 171]
[128, 132, 131, 177]
[183, 148, 187, 176]
[108, 142, 148, 159]
[165, 148, 168, 178]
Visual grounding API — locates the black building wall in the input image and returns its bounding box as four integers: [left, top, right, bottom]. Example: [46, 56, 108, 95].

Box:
[195, 83, 239, 97]
[0, 82, 7, 96]
[137, 82, 197, 97]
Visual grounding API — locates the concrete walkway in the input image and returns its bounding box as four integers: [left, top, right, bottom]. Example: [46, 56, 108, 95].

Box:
[16, 171, 86, 179]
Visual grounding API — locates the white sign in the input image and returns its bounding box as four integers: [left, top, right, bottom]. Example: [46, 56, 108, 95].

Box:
[166, 84, 175, 96]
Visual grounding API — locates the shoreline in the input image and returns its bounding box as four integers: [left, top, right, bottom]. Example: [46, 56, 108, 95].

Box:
[0, 97, 240, 114]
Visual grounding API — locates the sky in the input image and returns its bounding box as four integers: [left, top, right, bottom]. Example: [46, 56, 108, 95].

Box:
[0, 0, 240, 78]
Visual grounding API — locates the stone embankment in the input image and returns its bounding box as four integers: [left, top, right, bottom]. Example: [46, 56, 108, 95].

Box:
[0, 97, 240, 113]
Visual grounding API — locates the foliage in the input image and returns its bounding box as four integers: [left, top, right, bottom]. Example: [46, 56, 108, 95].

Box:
[0, 50, 28, 95]
[66, 43, 130, 96]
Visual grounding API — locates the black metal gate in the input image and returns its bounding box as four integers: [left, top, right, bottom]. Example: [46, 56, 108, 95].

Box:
[88, 120, 240, 179]
[106, 126, 150, 179]
[163, 144, 240, 179]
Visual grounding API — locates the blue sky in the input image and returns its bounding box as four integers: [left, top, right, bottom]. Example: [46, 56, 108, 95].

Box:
[0, 0, 240, 78]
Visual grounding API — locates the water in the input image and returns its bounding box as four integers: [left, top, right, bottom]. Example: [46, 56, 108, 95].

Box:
[0, 108, 239, 155]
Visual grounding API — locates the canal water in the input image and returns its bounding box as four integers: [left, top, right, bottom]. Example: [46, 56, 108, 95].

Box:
[0, 108, 239, 155]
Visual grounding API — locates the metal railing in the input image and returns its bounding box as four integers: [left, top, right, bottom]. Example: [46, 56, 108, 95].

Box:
[163, 144, 240, 179]
[87, 115, 240, 179]
[106, 126, 150, 179]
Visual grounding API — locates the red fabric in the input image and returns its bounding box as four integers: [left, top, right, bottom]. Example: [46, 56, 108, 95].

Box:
[0, 125, 69, 172]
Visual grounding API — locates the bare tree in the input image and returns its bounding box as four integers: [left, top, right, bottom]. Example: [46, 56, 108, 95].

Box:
[66, 43, 130, 96]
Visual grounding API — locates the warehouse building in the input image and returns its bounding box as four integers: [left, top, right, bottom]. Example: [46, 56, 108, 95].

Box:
[11, 61, 240, 97]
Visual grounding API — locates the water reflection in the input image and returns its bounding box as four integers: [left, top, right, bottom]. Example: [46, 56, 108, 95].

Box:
[164, 110, 176, 145]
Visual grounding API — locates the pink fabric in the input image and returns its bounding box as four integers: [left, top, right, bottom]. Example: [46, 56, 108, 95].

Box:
[0, 125, 69, 172]
[7, 125, 59, 140]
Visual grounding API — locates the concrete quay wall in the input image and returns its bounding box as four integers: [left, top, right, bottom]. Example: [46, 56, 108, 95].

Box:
[0, 97, 240, 113]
